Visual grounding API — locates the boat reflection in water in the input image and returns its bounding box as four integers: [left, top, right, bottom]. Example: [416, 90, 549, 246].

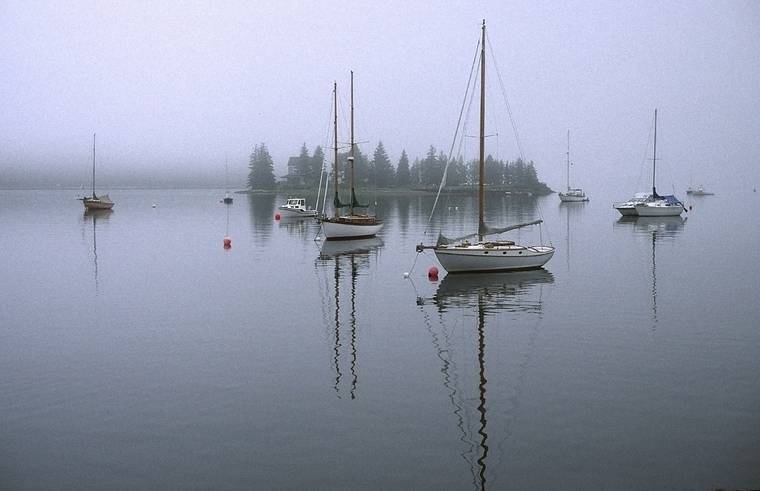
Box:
[614, 215, 685, 329]
[83, 208, 112, 292]
[315, 237, 383, 399]
[417, 269, 553, 490]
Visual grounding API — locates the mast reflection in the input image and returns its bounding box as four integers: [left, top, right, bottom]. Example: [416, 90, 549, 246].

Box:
[316, 238, 383, 399]
[418, 269, 553, 490]
[83, 208, 112, 293]
[614, 216, 686, 329]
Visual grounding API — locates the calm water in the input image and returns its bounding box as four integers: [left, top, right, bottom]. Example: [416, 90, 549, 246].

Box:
[1, 188, 759, 490]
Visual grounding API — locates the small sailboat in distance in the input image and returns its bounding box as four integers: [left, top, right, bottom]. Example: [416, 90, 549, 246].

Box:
[80, 133, 114, 211]
[223, 159, 233, 204]
[558, 130, 588, 202]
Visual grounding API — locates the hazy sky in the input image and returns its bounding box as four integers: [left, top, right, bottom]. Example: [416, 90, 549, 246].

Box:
[1, 0, 759, 191]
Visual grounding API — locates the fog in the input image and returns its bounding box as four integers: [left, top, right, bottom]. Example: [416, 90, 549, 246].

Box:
[1, 1, 758, 192]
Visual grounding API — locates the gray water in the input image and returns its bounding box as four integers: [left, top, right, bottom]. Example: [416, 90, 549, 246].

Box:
[1, 188, 758, 490]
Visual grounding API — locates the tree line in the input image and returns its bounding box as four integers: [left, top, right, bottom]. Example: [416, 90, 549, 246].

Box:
[247, 141, 551, 194]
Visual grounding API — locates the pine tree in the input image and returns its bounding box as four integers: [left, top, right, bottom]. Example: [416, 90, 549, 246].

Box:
[310, 146, 326, 187]
[395, 149, 411, 187]
[247, 143, 276, 190]
[371, 141, 395, 188]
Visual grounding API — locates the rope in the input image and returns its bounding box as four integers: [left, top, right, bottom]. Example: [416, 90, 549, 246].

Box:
[424, 37, 481, 237]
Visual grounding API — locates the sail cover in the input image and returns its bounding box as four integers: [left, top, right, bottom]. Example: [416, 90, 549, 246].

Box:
[437, 219, 543, 245]
[350, 189, 369, 208]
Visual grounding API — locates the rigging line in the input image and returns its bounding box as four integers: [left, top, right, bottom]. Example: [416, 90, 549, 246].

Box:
[636, 114, 655, 191]
[423, 36, 482, 237]
[487, 32, 526, 162]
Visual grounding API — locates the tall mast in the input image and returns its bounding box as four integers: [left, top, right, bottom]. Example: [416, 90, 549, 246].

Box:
[566, 130, 570, 191]
[332, 82, 339, 219]
[92, 133, 96, 197]
[652, 108, 658, 197]
[349, 70, 356, 216]
[478, 20, 486, 241]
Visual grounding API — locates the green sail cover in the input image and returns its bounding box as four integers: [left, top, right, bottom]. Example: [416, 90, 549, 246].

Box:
[350, 189, 369, 208]
[333, 192, 350, 209]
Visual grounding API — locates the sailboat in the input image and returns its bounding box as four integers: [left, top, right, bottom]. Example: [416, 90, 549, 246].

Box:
[321, 72, 384, 240]
[80, 133, 114, 210]
[222, 159, 233, 204]
[558, 130, 588, 202]
[634, 109, 685, 217]
[415, 21, 554, 273]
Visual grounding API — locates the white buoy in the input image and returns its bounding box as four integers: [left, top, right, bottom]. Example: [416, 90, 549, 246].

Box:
[152, 203, 157, 208]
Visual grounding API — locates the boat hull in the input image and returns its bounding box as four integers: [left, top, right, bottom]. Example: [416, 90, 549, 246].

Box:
[278, 207, 317, 218]
[322, 218, 383, 240]
[82, 196, 114, 210]
[434, 244, 555, 273]
[634, 203, 684, 217]
[614, 204, 638, 216]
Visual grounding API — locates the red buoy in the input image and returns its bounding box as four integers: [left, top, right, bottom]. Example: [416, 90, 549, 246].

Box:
[428, 266, 439, 281]
[223, 236, 232, 249]
[274, 213, 281, 220]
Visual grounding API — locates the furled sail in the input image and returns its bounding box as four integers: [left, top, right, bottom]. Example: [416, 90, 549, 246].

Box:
[350, 192, 369, 208]
[436, 219, 543, 246]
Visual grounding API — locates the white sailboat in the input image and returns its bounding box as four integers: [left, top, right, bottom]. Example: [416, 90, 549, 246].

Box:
[558, 130, 588, 202]
[80, 133, 114, 210]
[634, 109, 685, 217]
[321, 72, 383, 240]
[222, 159, 233, 204]
[416, 21, 554, 273]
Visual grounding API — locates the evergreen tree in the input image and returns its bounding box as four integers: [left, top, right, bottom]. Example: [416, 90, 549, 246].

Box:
[410, 158, 422, 186]
[484, 154, 504, 185]
[395, 150, 411, 187]
[447, 155, 467, 186]
[247, 143, 276, 190]
[295, 143, 310, 182]
[421, 145, 444, 186]
[339, 146, 370, 185]
[310, 146, 326, 186]
[371, 141, 395, 188]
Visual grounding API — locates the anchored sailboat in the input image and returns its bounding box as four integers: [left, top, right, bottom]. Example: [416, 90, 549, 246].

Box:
[558, 130, 588, 202]
[634, 109, 685, 217]
[321, 72, 383, 240]
[80, 133, 114, 210]
[416, 21, 554, 273]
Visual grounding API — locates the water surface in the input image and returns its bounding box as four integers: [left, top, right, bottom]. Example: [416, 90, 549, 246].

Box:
[1, 188, 758, 490]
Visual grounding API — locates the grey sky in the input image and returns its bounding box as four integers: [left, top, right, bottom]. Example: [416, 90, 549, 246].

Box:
[1, 0, 758, 191]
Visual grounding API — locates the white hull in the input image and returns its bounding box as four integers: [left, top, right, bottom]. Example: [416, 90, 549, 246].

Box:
[614, 204, 638, 216]
[434, 244, 555, 273]
[82, 195, 114, 210]
[634, 203, 684, 217]
[278, 207, 317, 218]
[322, 218, 383, 240]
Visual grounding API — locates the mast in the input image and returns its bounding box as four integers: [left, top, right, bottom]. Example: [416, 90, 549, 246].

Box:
[652, 108, 658, 197]
[566, 130, 570, 191]
[349, 70, 356, 216]
[332, 82, 339, 219]
[92, 133, 96, 198]
[478, 20, 486, 241]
